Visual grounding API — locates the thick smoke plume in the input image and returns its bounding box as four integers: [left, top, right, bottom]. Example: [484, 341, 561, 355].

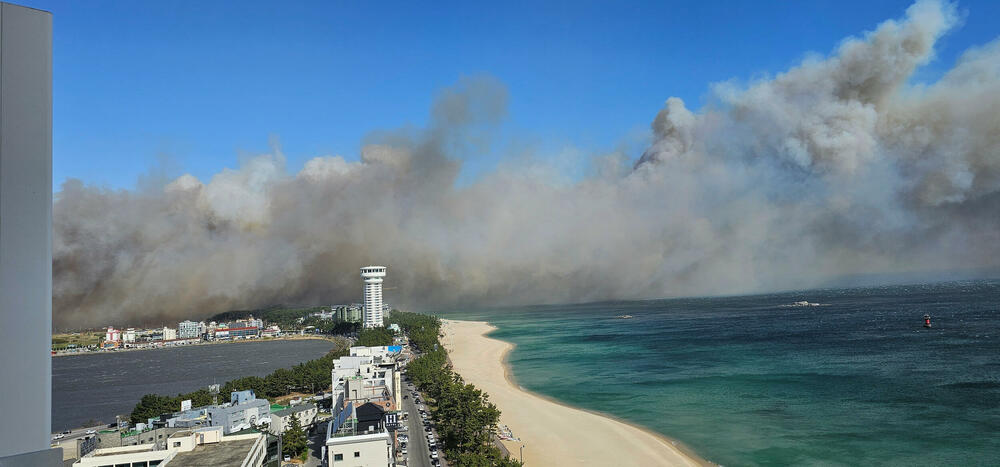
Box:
[54, 0, 1000, 329]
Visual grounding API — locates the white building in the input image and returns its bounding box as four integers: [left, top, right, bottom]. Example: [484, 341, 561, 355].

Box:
[268, 403, 318, 435]
[325, 402, 394, 467]
[331, 346, 402, 415]
[105, 327, 121, 343]
[123, 328, 137, 343]
[162, 327, 177, 341]
[360, 266, 387, 329]
[326, 431, 392, 467]
[178, 320, 200, 339]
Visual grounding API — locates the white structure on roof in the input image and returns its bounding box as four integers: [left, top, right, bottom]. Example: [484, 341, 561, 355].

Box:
[360, 266, 387, 329]
[73, 426, 266, 467]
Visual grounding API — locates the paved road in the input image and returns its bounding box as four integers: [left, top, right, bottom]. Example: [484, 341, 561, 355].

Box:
[50, 423, 106, 446]
[401, 381, 433, 467]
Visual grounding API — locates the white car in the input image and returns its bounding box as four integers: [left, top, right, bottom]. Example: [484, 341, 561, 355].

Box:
[52, 434, 65, 440]
[86, 430, 96, 435]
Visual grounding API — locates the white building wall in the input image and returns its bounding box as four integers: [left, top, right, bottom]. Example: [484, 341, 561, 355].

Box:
[0, 3, 53, 458]
[360, 266, 386, 328]
[326, 432, 392, 467]
[178, 320, 200, 338]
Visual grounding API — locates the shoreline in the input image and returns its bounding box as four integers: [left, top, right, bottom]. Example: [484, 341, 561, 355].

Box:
[51, 335, 339, 358]
[441, 319, 711, 466]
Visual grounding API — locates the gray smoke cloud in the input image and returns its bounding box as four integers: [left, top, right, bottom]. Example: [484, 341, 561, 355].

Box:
[54, 0, 1000, 329]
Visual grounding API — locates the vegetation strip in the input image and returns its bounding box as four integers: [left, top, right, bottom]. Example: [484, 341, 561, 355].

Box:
[394, 311, 523, 466]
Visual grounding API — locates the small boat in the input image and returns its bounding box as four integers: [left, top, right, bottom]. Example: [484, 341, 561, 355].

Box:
[923, 314, 932, 328]
[615, 314, 633, 319]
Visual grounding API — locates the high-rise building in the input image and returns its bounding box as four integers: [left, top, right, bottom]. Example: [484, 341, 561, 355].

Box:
[360, 266, 386, 329]
[178, 320, 200, 339]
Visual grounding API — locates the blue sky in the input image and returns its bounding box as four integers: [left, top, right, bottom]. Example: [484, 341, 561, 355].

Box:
[21, 0, 1000, 189]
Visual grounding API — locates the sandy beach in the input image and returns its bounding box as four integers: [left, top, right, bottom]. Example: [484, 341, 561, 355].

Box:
[440, 319, 708, 466]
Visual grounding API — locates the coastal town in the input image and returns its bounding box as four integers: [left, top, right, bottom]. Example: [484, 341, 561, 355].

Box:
[52, 266, 522, 467]
[52, 303, 377, 356]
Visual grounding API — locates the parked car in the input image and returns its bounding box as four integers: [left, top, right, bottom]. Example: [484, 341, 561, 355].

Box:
[85, 430, 96, 435]
[52, 434, 65, 440]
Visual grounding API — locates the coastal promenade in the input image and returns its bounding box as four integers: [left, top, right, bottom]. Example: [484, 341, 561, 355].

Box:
[440, 319, 707, 467]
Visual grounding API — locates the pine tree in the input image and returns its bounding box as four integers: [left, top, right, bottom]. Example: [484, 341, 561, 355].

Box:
[282, 413, 308, 458]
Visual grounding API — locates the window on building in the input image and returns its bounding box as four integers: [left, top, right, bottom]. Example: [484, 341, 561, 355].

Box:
[354, 451, 361, 457]
[334, 453, 343, 461]
[172, 441, 181, 447]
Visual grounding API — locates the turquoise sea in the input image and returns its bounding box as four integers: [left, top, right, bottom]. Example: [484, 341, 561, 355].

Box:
[433, 280, 1000, 466]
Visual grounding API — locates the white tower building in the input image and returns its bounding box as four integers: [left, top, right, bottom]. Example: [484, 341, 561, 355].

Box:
[360, 266, 387, 328]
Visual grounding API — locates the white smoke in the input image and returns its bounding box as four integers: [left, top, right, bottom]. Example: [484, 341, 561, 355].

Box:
[54, 0, 1000, 328]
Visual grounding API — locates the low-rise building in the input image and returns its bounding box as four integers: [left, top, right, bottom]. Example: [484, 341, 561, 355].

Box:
[149, 391, 270, 435]
[325, 403, 393, 467]
[96, 426, 186, 450]
[162, 326, 177, 341]
[268, 403, 318, 434]
[206, 391, 271, 434]
[74, 426, 266, 467]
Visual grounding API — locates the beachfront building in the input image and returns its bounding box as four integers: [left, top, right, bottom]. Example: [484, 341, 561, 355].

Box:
[123, 328, 137, 343]
[74, 426, 266, 467]
[360, 266, 387, 328]
[162, 326, 177, 340]
[325, 403, 393, 467]
[178, 320, 200, 339]
[104, 327, 121, 343]
[331, 346, 403, 414]
[226, 326, 260, 339]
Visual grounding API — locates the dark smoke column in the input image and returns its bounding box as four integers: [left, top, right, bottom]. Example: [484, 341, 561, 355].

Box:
[0, 2, 61, 464]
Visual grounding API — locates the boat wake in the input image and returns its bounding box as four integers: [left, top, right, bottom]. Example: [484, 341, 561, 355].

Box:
[779, 301, 828, 307]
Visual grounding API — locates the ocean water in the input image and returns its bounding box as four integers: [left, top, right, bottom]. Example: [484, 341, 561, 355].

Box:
[434, 280, 1000, 466]
[52, 339, 333, 431]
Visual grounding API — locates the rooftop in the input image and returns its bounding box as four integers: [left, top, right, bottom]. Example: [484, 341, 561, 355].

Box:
[273, 402, 316, 417]
[166, 438, 257, 467]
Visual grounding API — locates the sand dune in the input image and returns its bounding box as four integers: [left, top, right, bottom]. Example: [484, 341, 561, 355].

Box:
[440, 319, 708, 466]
